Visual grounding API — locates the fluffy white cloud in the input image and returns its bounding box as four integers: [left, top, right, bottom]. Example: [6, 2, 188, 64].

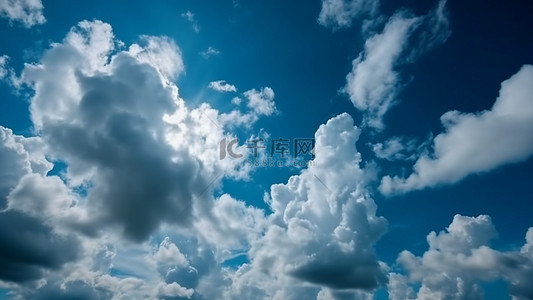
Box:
[317, 0, 378, 29]
[224, 113, 388, 299]
[390, 214, 533, 300]
[0, 126, 52, 209]
[381, 65, 533, 195]
[0, 19, 282, 299]
[16, 20, 268, 245]
[209, 80, 237, 93]
[244, 87, 276, 116]
[155, 282, 194, 299]
[0, 0, 45, 27]
[128, 35, 185, 80]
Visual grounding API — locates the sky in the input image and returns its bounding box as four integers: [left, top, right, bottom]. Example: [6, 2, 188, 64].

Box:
[0, 0, 532, 299]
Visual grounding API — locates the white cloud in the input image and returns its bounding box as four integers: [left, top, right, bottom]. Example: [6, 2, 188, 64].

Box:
[317, 0, 378, 29]
[370, 136, 423, 161]
[209, 80, 237, 93]
[231, 96, 242, 105]
[16, 20, 269, 246]
[344, 1, 450, 130]
[128, 35, 185, 80]
[200, 46, 220, 59]
[155, 282, 194, 299]
[182, 10, 199, 33]
[224, 113, 388, 298]
[0, 55, 8, 79]
[0, 0, 45, 27]
[244, 87, 276, 116]
[390, 214, 533, 299]
[344, 13, 419, 130]
[153, 237, 188, 267]
[381, 65, 533, 195]
[0, 126, 52, 209]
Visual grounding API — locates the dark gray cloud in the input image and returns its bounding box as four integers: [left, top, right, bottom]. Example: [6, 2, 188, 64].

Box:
[36, 53, 206, 242]
[0, 211, 79, 282]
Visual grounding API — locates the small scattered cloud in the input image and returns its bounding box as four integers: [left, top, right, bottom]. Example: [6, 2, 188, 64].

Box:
[200, 46, 220, 59]
[244, 87, 276, 116]
[380, 65, 533, 195]
[182, 10, 200, 33]
[0, 55, 8, 79]
[317, 0, 379, 29]
[0, 0, 45, 27]
[231, 96, 242, 105]
[209, 80, 237, 93]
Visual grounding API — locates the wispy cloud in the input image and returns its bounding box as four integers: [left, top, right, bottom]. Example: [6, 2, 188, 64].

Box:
[200, 46, 220, 59]
[181, 10, 199, 33]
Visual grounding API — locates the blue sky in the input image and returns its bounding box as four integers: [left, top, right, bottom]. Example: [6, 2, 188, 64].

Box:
[0, 0, 532, 299]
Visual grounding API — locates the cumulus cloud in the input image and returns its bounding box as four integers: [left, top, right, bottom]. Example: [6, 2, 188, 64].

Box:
[0, 19, 287, 299]
[0, 126, 52, 208]
[209, 80, 237, 93]
[128, 35, 185, 80]
[317, 0, 378, 29]
[224, 113, 388, 298]
[0, 0, 45, 27]
[244, 87, 276, 116]
[15, 19, 270, 245]
[390, 214, 533, 299]
[381, 65, 533, 195]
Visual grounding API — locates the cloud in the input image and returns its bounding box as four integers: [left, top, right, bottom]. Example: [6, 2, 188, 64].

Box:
[244, 87, 276, 116]
[0, 210, 80, 282]
[0, 126, 52, 209]
[0, 0, 45, 27]
[225, 113, 388, 298]
[0, 18, 287, 300]
[390, 214, 533, 299]
[380, 65, 533, 195]
[209, 80, 237, 93]
[370, 136, 423, 161]
[128, 36, 185, 80]
[0, 55, 8, 79]
[344, 1, 451, 130]
[155, 282, 194, 299]
[182, 10, 199, 33]
[344, 12, 418, 129]
[231, 96, 242, 105]
[200, 46, 220, 59]
[17, 20, 263, 244]
[317, 0, 378, 29]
